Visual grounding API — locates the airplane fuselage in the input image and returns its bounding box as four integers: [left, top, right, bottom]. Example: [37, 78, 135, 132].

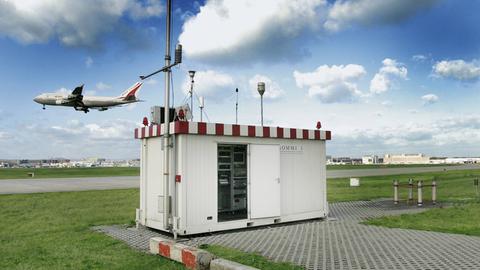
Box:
[34, 94, 136, 110]
[33, 81, 142, 113]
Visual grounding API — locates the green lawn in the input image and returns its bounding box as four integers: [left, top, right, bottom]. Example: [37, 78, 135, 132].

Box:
[328, 169, 480, 237]
[0, 167, 140, 179]
[0, 189, 301, 270]
[0, 164, 464, 180]
[365, 202, 480, 237]
[327, 163, 457, 170]
[328, 169, 480, 202]
[0, 189, 184, 270]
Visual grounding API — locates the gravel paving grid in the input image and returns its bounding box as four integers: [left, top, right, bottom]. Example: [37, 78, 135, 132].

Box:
[95, 199, 480, 270]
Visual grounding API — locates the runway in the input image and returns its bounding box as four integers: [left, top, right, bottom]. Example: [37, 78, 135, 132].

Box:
[0, 164, 478, 194]
[0, 176, 139, 194]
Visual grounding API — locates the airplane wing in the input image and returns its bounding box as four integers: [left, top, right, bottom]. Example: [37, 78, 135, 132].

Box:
[68, 84, 85, 108]
[72, 84, 84, 96]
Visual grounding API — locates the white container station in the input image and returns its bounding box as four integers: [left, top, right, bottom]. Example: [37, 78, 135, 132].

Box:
[134, 121, 331, 235]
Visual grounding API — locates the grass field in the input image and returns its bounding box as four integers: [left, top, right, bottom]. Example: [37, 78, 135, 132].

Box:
[327, 163, 456, 170]
[327, 169, 480, 237]
[0, 167, 140, 179]
[327, 169, 480, 202]
[0, 189, 295, 270]
[365, 202, 480, 236]
[2, 168, 480, 269]
[0, 164, 463, 180]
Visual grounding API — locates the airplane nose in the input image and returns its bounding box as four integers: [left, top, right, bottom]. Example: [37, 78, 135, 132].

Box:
[33, 96, 41, 103]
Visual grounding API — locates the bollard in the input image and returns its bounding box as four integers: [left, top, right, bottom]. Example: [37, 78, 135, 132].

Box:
[417, 181, 423, 207]
[432, 180, 437, 205]
[393, 180, 399, 204]
[408, 179, 413, 202]
[475, 178, 479, 197]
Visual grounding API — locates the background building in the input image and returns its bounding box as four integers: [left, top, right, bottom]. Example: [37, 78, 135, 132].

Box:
[362, 155, 382, 164]
[384, 154, 430, 164]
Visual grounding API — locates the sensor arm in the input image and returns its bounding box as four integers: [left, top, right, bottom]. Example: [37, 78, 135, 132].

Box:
[140, 63, 176, 80]
[139, 44, 182, 80]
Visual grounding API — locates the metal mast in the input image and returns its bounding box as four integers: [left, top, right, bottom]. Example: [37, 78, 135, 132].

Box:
[162, 0, 172, 230]
[235, 88, 238, 124]
[188, 70, 195, 120]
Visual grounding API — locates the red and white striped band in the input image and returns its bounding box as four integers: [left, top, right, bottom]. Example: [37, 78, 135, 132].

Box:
[135, 121, 331, 141]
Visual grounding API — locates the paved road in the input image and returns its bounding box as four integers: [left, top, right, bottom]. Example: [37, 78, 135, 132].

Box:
[327, 164, 479, 178]
[1, 164, 478, 194]
[0, 176, 139, 194]
[98, 199, 480, 270]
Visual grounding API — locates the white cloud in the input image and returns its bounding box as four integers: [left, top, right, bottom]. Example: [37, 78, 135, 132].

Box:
[0, 119, 140, 159]
[294, 64, 366, 103]
[179, 0, 327, 63]
[433, 59, 480, 81]
[181, 70, 235, 101]
[412, 54, 428, 62]
[381, 100, 392, 107]
[96, 82, 111, 90]
[178, 0, 439, 64]
[144, 78, 158, 85]
[49, 119, 136, 141]
[84, 90, 96, 96]
[421, 94, 439, 105]
[0, 131, 10, 140]
[54, 87, 70, 94]
[0, 0, 162, 48]
[85, 57, 93, 68]
[330, 116, 480, 157]
[248, 75, 285, 101]
[324, 0, 438, 32]
[369, 58, 408, 94]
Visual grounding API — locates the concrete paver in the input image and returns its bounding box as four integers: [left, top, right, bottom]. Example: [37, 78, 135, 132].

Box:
[96, 199, 480, 270]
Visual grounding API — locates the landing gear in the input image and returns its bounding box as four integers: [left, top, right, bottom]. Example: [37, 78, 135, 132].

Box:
[42, 104, 45, 110]
[74, 106, 89, 113]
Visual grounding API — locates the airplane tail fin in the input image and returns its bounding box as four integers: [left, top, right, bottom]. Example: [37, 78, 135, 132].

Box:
[119, 82, 143, 101]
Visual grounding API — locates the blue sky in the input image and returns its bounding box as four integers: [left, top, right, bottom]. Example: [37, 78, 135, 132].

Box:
[0, 0, 479, 159]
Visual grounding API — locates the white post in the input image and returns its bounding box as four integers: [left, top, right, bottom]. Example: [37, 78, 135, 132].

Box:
[393, 180, 399, 204]
[432, 180, 437, 205]
[408, 179, 413, 202]
[417, 181, 423, 207]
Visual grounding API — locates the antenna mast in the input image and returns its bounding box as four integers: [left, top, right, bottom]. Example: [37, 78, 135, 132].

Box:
[235, 88, 239, 124]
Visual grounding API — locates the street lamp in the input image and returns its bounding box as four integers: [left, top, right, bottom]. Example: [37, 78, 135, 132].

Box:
[189, 70, 195, 120]
[257, 82, 265, 126]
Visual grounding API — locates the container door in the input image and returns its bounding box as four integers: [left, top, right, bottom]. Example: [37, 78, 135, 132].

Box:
[250, 144, 281, 219]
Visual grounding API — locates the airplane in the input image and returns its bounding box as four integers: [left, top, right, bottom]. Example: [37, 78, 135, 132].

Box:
[33, 82, 143, 113]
